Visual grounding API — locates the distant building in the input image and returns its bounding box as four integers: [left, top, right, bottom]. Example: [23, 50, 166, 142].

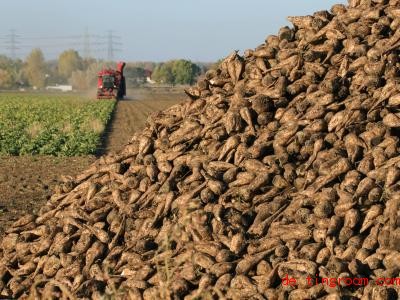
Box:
[46, 84, 73, 92]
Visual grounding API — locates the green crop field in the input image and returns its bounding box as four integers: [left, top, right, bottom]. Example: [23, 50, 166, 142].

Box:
[0, 93, 115, 156]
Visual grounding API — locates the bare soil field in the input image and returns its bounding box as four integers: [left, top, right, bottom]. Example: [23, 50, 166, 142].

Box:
[0, 156, 96, 236]
[0, 87, 184, 236]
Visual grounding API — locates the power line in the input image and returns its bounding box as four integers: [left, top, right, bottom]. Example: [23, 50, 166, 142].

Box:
[105, 30, 122, 61]
[83, 27, 91, 59]
[0, 30, 123, 60]
[18, 43, 84, 48]
[21, 35, 82, 40]
[4, 29, 20, 59]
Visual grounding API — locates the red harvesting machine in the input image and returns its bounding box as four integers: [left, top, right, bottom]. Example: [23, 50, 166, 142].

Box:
[97, 61, 126, 100]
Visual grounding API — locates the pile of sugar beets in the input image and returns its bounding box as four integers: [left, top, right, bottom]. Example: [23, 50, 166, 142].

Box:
[3, 0, 400, 299]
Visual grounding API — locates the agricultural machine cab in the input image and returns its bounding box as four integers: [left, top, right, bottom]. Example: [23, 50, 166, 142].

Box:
[102, 75, 115, 89]
[97, 62, 126, 100]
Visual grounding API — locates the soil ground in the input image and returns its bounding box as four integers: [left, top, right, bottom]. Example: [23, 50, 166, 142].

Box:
[0, 87, 184, 236]
[0, 156, 96, 235]
[101, 87, 185, 154]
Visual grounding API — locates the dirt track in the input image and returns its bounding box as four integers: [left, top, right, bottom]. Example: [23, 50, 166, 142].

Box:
[102, 89, 185, 154]
[0, 88, 184, 236]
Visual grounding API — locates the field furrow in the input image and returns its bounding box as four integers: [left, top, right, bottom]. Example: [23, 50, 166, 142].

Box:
[102, 88, 184, 153]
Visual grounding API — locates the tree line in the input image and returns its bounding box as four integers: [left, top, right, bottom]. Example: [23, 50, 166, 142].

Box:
[0, 48, 210, 90]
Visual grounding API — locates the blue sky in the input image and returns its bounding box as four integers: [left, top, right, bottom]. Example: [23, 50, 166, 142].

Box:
[0, 0, 347, 62]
